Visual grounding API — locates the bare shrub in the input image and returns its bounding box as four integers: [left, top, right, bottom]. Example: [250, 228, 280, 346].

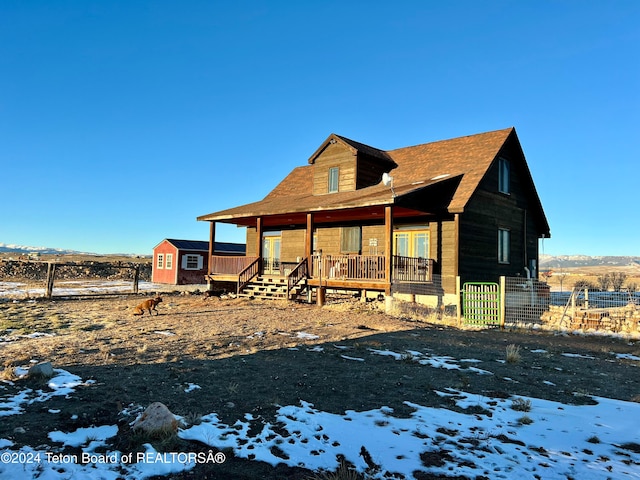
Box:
[574, 280, 598, 291]
[517, 415, 534, 425]
[511, 397, 532, 412]
[610, 272, 628, 291]
[505, 344, 521, 364]
[596, 274, 611, 291]
[308, 460, 367, 480]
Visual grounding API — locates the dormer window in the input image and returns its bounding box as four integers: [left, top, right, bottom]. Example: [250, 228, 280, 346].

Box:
[498, 157, 510, 194]
[328, 167, 339, 193]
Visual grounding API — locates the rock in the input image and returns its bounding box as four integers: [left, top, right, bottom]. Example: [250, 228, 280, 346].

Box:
[131, 402, 179, 434]
[28, 361, 54, 378]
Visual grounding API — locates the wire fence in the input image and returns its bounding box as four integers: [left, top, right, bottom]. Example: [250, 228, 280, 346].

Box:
[390, 273, 640, 334]
[549, 287, 640, 332]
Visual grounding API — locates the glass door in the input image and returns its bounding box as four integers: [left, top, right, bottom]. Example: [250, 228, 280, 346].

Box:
[262, 235, 281, 274]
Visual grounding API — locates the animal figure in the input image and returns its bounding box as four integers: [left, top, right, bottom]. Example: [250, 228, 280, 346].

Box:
[133, 296, 163, 316]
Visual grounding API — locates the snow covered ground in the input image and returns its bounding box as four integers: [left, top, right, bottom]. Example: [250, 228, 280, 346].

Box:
[1, 349, 639, 479]
[0, 280, 164, 299]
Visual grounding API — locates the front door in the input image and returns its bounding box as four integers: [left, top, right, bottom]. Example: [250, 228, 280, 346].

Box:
[262, 235, 281, 274]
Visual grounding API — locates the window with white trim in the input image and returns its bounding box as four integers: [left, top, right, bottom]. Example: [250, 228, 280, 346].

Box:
[183, 254, 203, 270]
[498, 228, 510, 264]
[165, 253, 173, 270]
[156, 254, 164, 269]
[328, 167, 339, 193]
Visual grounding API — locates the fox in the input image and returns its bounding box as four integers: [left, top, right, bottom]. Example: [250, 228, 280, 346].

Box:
[133, 296, 163, 316]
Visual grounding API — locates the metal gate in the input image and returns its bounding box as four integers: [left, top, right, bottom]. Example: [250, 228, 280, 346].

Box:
[463, 282, 501, 326]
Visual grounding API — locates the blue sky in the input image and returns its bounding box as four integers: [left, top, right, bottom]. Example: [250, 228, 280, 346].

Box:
[1, 1, 638, 256]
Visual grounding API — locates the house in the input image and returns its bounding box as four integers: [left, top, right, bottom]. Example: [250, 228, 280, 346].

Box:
[152, 239, 246, 285]
[197, 128, 550, 301]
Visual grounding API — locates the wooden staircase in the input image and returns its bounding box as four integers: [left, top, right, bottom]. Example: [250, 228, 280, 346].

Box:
[238, 275, 307, 300]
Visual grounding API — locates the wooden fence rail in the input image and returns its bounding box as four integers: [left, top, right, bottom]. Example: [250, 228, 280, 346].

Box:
[41, 262, 141, 299]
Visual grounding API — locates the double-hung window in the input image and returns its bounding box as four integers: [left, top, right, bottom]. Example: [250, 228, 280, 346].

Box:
[156, 254, 164, 269]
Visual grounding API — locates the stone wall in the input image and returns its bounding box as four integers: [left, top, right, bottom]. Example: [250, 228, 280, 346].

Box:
[0, 260, 152, 282]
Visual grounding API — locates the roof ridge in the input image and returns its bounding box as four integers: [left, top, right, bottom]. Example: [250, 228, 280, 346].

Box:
[387, 127, 514, 154]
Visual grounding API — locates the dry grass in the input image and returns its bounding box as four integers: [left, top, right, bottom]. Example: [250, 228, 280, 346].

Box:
[307, 460, 368, 480]
[0, 295, 415, 369]
[505, 344, 521, 364]
[511, 397, 532, 412]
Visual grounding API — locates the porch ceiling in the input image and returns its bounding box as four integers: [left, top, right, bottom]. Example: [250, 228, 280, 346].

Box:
[214, 205, 431, 228]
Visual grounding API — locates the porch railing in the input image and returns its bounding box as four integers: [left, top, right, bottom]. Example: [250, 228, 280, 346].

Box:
[287, 258, 309, 299]
[210, 255, 259, 275]
[392, 256, 433, 283]
[311, 254, 386, 281]
[237, 257, 261, 294]
[210, 254, 433, 284]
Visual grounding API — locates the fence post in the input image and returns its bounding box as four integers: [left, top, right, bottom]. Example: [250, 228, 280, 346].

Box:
[499, 276, 506, 329]
[45, 262, 56, 299]
[132, 265, 140, 294]
[456, 276, 461, 326]
[584, 287, 589, 310]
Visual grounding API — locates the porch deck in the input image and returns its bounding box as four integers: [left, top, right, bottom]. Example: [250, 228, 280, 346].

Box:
[205, 254, 434, 295]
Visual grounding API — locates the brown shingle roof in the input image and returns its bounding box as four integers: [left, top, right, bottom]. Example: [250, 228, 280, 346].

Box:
[388, 127, 514, 212]
[197, 127, 519, 222]
[307, 133, 395, 167]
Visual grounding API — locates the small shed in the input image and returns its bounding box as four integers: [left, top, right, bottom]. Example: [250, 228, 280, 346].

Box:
[152, 239, 245, 285]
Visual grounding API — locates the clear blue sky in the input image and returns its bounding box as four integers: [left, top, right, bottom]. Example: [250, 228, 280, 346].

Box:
[1, 1, 638, 256]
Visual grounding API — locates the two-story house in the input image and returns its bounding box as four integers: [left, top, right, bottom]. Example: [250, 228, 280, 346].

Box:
[197, 127, 550, 301]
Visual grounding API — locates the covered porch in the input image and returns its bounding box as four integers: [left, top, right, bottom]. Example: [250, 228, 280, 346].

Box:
[201, 203, 441, 299]
[205, 251, 435, 299]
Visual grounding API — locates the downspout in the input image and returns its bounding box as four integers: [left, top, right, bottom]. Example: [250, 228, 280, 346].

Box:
[523, 209, 528, 274]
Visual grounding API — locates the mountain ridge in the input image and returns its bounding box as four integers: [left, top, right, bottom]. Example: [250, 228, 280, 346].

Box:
[540, 254, 640, 269]
[0, 243, 142, 257]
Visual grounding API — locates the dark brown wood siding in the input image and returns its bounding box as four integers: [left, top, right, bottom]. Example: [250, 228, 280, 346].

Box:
[458, 142, 543, 284]
[428, 217, 458, 293]
[356, 153, 388, 189]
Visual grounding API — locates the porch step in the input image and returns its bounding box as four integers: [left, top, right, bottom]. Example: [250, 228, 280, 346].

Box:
[238, 276, 307, 300]
[238, 276, 287, 299]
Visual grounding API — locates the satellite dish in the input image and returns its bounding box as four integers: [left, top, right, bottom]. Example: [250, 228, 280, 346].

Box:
[382, 172, 393, 186]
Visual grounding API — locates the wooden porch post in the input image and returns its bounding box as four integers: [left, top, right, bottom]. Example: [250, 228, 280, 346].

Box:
[256, 217, 263, 263]
[208, 222, 216, 275]
[305, 213, 314, 261]
[384, 205, 393, 295]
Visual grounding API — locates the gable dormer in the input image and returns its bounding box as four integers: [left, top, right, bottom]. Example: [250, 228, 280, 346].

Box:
[308, 134, 397, 195]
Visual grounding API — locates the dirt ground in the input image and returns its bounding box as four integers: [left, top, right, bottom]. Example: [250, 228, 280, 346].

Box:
[1, 292, 640, 479]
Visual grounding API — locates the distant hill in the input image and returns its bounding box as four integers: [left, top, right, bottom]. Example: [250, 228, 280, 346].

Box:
[540, 254, 640, 269]
[0, 243, 92, 256]
[0, 243, 146, 258]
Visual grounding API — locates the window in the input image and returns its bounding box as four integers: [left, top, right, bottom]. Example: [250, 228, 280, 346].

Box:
[156, 254, 164, 269]
[328, 167, 339, 193]
[340, 226, 361, 254]
[183, 254, 203, 270]
[498, 228, 510, 264]
[393, 229, 429, 258]
[165, 253, 173, 270]
[498, 157, 510, 194]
